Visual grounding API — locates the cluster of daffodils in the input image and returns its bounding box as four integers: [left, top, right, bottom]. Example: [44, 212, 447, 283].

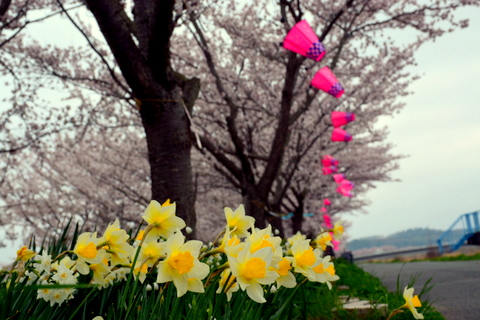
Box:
[10, 200, 345, 306]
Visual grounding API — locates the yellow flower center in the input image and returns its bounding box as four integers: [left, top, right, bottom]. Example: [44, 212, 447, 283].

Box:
[227, 236, 240, 247]
[135, 262, 148, 274]
[136, 230, 145, 241]
[251, 239, 273, 253]
[411, 295, 422, 308]
[272, 258, 291, 276]
[241, 257, 267, 280]
[325, 264, 335, 276]
[313, 263, 336, 276]
[228, 218, 240, 229]
[296, 249, 316, 267]
[168, 252, 194, 275]
[220, 270, 236, 288]
[313, 263, 324, 274]
[78, 242, 98, 259]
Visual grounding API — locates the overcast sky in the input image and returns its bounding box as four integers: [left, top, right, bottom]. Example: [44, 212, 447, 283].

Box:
[346, 6, 480, 240]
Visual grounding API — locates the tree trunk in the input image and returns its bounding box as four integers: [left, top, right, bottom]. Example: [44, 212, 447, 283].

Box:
[243, 186, 266, 229]
[292, 196, 304, 235]
[139, 88, 196, 238]
[243, 184, 285, 237]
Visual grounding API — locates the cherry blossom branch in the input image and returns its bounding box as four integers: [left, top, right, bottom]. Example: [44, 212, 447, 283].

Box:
[54, 0, 132, 97]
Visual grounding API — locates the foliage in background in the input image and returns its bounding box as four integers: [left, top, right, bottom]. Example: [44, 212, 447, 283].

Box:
[1, 0, 479, 243]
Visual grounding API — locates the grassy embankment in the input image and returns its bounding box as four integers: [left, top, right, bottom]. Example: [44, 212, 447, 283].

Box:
[331, 258, 445, 320]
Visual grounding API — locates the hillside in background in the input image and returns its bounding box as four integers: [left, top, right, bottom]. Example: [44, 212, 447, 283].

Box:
[346, 228, 457, 252]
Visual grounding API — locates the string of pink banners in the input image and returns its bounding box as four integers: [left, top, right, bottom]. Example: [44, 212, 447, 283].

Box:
[282, 20, 358, 244]
[283, 20, 355, 142]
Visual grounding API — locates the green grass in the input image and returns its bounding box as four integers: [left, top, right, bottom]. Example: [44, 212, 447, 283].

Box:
[333, 258, 445, 320]
[411, 253, 480, 262]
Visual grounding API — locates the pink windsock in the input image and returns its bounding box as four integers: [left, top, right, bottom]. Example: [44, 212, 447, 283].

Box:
[311, 66, 344, 98]
[333, 173, 345, 184]
[332, 238, 341, 251]
[321, 155, 339, 166]
[283, 20, 326, 61]
[331, 111, 356, 127]
[336, 185, 353, 197]
[323, 214, 333, 229]
[321, 207, 328, 213]
[322, 165, 338, 175]
[323, 198, 331, 206]
[331, 128, 352, 142]
[340, 179, 355, 190]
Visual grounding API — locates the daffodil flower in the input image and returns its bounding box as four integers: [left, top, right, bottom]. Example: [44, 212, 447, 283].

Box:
[314, 232, 333, 251]
[133, 261, 149, 283]
[33, 251, 52, 273]
[73, 232, 106, 275]
[138, 240, 165, 267]
[142, 200, 186, 242]
[246, 225, 282, 257]
[98, 219, 134, 264]
[16, 246, 36, 262]
[156, 231, 209, 297]
[401, 286, 424, 319]
[289, 238, 322, 279]
[287, 231, 307, 246]
[270, 257, 296, 288]
[216, 268, 239, 301]
[332, 221, 344, 240]
[89, 258, 111, 287]
[310, 256, 339, 289]
[224, 204, 255, 238]
[228, 243, 278, 303]
[51, 264, 77, 285]
[286, 231, 306, 255]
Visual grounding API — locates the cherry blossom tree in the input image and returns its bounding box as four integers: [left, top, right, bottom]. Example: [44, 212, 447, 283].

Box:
[1, 0, 202, 237]
[175, 0, 476, 234]
[0, 0, 478, 240]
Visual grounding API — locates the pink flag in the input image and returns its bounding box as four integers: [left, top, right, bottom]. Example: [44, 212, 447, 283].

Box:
[283, 20, 326, 61]
[332, 238, 341, 251]
[322, 165, 338, 175]
[331, 128, 352, 142]
[331, 111, 355, 127]
[323, 214, 333, 229]
[321, 155, 339, 167]
[311, 67, 344, 98]
[336, 185, 353, 197]
[321, 207, 328, 213]
[340, 179, 355, 190]
[333, 173, 345, 184]
[323, 198, 331, 206]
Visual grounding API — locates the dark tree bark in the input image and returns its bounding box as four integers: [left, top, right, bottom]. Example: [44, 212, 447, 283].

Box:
[0, 0, 11, 17]
[82, 0, 199, 236]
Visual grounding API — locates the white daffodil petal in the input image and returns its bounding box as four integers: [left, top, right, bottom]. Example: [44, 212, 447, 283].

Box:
[246, 283, 266, 303]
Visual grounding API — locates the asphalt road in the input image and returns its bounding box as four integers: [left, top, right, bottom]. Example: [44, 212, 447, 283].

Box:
[359, 260, 480, 320]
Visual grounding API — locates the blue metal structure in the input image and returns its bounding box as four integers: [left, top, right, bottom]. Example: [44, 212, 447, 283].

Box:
[437, 211, 480, 254]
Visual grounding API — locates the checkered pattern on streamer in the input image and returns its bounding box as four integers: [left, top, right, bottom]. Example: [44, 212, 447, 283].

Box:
[328, 83, 344, 96]
[306, 41, 325, 60]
